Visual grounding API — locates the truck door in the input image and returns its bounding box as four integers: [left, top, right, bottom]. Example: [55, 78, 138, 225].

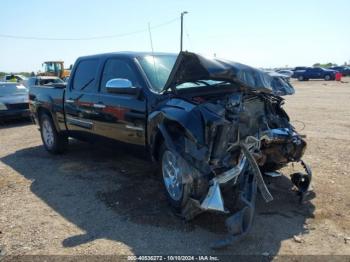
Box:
[313, 68, 320, 78]
[310, 68, 321, 79]
[94, 58, 146, 145]
[64, 58, 100, 134]
[305, 68, 314, 79]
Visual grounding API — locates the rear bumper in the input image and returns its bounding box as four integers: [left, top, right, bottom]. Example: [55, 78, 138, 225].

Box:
[0, 109, 31, 119]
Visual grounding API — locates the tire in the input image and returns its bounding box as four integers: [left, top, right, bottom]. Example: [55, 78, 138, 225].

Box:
[39, 113, 68, 154]
[324, 75, 331, 81]
[298, 75, 304, 81]
[159, 143, 191, 211]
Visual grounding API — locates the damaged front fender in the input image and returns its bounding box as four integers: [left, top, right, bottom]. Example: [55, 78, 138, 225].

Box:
[148, 88, 312, 250]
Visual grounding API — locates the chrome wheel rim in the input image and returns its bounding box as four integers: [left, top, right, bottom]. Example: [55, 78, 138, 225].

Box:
[42, 119, 54, 148]
[162, 150, 183, 201]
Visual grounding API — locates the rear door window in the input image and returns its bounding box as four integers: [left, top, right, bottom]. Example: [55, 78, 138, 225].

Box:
[72, 59, 99, 93]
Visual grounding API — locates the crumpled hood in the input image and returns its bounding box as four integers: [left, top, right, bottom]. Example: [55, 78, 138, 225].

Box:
[164, 52, 295, 96]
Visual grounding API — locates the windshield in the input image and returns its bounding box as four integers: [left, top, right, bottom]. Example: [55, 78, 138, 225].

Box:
[0, 83, 28, 96]
[137, 55, 177, 93]
[43, 62, 63, 76]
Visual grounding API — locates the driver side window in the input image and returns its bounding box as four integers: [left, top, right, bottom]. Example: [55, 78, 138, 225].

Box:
[100, 59, 139, 93]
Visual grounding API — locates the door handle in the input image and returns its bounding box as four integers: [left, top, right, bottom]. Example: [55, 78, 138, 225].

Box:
[93, 103, 106, 109]
[65, 99, 74, 103]
[126, 125, 144, 131]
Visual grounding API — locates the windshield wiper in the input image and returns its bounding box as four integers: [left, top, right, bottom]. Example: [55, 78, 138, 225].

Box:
[191, 80, 211, 86]
[211, 81, 232, 87]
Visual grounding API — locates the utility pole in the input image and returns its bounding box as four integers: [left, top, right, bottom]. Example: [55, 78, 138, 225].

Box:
[180, 11, 188, 52]
[148, 22, 154, 54]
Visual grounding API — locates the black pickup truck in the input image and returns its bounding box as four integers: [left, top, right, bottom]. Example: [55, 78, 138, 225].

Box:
[29, 51, 312, 248]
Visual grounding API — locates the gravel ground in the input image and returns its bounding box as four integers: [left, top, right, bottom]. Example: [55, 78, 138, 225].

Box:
[0, 78, 350, 258]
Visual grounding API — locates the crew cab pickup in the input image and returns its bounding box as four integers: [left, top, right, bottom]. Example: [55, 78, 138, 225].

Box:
[29, 51, 312, 248]
[293, 67, 337, 81]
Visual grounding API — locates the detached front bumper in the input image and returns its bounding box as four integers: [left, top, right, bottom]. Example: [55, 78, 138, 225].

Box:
[180, 141, 312, 249]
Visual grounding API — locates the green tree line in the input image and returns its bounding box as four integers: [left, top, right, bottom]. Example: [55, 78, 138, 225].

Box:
[0, 72, 32, 78]
[313, 61, 349, 68]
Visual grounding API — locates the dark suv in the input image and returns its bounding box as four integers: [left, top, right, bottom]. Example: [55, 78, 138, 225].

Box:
[293, 67, 337, 81]
[330, 66, 350, 76]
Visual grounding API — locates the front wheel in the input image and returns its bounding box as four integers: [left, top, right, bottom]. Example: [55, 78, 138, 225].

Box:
[324, 75, 331, 81]
[40, 113, 68, 154]
[298, 75, 304, 81]
[159, 144, 190, 211]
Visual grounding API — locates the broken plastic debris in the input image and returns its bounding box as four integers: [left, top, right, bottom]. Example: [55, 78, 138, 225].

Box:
[293, 235, 304, 243]
[345, 237, 350, 244]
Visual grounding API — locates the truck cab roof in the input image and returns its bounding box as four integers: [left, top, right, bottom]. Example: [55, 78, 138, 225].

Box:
[77, 51, 178, 60]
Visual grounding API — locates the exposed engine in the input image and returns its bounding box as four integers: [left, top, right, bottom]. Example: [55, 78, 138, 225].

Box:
[192, 92, 307, 173]
[202, 94, 306, 169]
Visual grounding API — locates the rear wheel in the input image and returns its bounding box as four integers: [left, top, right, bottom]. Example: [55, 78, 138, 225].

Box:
[298, 75, 304, 81]
[40, 113, 68, 154]
[324, 75, 331, 81]
[159, 144, 190, 211]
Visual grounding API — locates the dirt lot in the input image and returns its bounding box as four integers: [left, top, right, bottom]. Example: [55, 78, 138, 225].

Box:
[1, 78, 350, 258]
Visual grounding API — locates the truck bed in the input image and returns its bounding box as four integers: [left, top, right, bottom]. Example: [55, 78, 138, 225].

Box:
[29, 85, 67, 132]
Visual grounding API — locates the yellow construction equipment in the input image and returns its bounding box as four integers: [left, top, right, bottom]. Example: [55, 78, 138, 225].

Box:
[40, 61, 70, 79]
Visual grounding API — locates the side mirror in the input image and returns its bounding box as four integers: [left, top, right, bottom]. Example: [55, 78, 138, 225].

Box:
[106, 78, 140, 95]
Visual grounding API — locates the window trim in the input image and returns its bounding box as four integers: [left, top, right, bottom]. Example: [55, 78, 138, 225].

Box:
[70, 58, 100, 93]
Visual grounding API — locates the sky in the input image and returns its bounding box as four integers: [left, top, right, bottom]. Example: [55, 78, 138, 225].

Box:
[0, 0, 349, 72]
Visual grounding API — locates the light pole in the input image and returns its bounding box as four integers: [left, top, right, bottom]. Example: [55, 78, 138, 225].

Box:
[180, 11, 188, 52]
